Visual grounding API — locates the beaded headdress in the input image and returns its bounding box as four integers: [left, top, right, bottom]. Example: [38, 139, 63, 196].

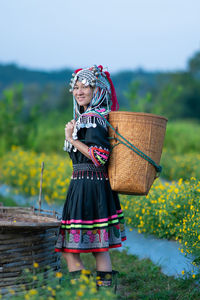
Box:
[69, 65, 119, 139]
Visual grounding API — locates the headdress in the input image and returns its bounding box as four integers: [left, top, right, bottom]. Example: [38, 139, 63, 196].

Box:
[69, 65, 119, 139]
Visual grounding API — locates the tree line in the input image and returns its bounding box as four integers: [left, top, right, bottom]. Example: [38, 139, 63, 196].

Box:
[0, 51, 199, 155]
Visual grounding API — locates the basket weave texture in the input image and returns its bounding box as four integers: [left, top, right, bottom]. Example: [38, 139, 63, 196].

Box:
[0, 207, 60, 295]
[108, 111, 168, 195]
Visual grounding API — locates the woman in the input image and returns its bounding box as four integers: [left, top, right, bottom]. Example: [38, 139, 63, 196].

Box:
[55, 65, 126, 287]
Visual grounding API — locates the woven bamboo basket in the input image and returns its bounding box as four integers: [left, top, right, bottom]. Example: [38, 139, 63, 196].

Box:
[0, 206, 60, 295]
[108, 111, 168, 195]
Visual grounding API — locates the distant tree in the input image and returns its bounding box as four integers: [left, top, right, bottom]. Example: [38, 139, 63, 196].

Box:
[188, 50, 200, 79]
[152, 70, 200, 120]
[0, 84, 27, 155]
[151, 78, 184, 118]
[124, 80, 153, 113]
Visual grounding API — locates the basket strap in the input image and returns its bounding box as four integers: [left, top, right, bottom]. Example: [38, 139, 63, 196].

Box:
[94, 111, 162, 175]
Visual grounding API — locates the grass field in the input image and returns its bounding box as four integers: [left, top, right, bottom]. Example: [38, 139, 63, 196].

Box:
[2, 250, 200, 300]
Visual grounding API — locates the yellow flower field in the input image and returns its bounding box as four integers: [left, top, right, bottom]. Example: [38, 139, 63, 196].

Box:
[120, 177, 200, 263]
[1, 147, 200, 264]
[0, 146, 72, 203]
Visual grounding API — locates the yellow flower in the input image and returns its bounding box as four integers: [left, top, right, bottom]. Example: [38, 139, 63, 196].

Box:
[192, 274, 196, 278]
[29, 289, 37, 296]
[81, 269, 91, 275]
[70, 279, 76, 285]
[11, 145, 18, 151]
[24, 295, 30, 300]
[33, 262, 39, 268]
[76, 290, 84, 297]
[181, 270, 185, 275]
[90, 287, 97, 294]
[9, 289, 15, 295]
[80, 284, 86, 291]
[96, 280, 103, 286]
[56, 272, 63, 278]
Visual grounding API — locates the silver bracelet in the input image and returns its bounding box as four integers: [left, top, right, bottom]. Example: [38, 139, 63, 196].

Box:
[63, 139, 77, 152]
[63, 139, 72, 152]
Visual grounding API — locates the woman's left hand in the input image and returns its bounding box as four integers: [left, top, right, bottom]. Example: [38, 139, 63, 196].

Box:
[65, 120, 76, 140]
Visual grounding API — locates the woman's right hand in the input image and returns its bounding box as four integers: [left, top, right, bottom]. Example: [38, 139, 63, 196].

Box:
[65, 120, 76, 140]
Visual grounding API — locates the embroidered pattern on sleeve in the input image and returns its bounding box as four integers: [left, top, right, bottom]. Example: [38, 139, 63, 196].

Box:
[88, 146, 110, 166]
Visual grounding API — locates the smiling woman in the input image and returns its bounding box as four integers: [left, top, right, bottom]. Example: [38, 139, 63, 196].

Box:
[73, 82, 94, 111]
[55, 65, 125, 290]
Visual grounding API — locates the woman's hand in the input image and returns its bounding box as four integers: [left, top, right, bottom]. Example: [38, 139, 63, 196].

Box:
[65, 120, 76, 140]
[64, 120, 91, 159]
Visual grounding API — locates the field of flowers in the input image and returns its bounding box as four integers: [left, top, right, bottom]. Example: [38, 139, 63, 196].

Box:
[1, 146, 200, 265]
[120, 178, 200, 264]
[0, 146, 72, 204]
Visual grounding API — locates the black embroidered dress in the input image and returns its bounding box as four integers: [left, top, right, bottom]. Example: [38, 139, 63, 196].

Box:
[55, 117, 126, 253]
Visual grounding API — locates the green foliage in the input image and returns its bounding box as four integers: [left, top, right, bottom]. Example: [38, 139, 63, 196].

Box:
[124, 81, 153, 112]
[188, 50, 200, 77]
[0, 194, 17, 206]
[160, 121, 200, 180]
[151, 80, 184, 118]
[0, 84, 27, 156]
[26, 110, 71, 154]
[161, 151, 200, 181]
[0, 84, 73, 156]
[163, 120, 200, 154]
[124, 50, 200, 120]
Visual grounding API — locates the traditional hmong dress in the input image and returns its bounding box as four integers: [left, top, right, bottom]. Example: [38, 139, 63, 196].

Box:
[55, 116, 126, 253]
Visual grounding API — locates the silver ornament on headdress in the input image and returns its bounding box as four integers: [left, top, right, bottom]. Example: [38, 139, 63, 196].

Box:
[69, 65, 111, 94]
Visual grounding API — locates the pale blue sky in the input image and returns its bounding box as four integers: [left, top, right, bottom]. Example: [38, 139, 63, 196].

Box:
[0, 0, 199, 72]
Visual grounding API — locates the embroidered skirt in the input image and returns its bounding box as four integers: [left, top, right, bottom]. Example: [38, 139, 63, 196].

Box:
[55, 163, 126, 253]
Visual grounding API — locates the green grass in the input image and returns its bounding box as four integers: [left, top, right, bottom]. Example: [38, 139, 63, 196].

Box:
[163, 120, 200, 155]
[8, 249, 199, 300]
[79, 250, 200, 300]
[0, 194, 18, 206]
[4, 249, 200, 299]
[161, 151, 200, 181]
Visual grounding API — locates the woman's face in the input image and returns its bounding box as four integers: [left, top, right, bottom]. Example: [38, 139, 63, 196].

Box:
[73, 80, 93, 111]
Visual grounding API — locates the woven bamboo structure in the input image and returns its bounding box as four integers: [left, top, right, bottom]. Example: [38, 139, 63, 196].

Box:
[108, 111, 168, 195]
[0, 206, 60, 295]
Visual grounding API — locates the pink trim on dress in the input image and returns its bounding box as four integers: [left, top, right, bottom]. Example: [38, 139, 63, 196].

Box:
[61, 214, 119, 224]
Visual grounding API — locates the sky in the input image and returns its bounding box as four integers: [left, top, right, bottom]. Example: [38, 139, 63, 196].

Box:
[0, 0, 200, 73]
